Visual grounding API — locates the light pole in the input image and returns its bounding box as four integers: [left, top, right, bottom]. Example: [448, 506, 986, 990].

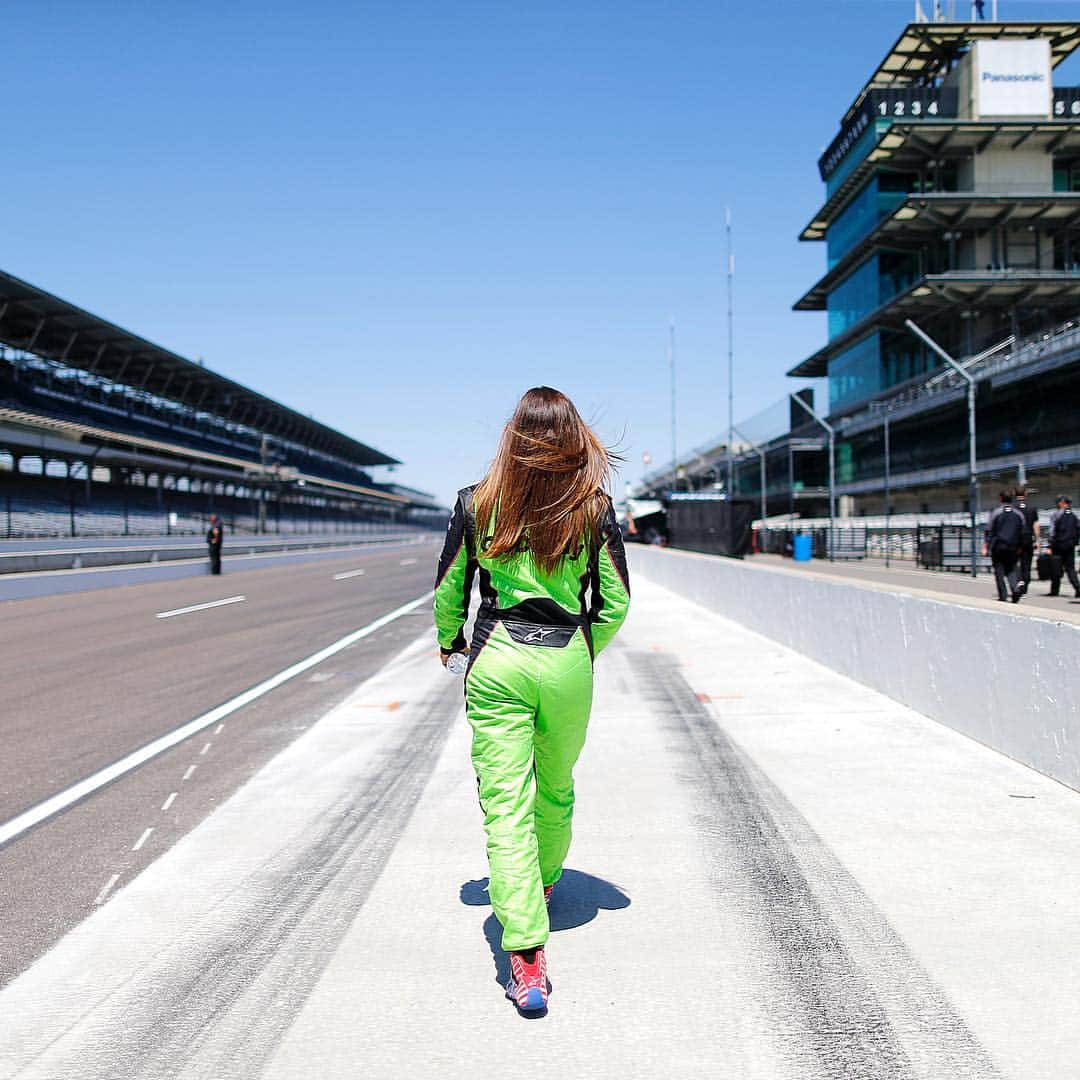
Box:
[668, 321, 677, 491]
[791, 393, 836, 562]
[904, 318, 979, 578]
[884, 410, 891, 567]
[870, 401, 894, 567]
[726, 207, 735, 496]
[732, 423, 767, 535]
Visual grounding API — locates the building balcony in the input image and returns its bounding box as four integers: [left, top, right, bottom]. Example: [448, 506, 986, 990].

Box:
[788, 268, 1080, 378]
[795, 192, 1080, 311]
[800, 121, 1080, 242]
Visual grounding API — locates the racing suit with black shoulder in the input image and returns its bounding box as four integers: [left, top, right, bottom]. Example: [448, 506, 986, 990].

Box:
[433, 485, 630, 950]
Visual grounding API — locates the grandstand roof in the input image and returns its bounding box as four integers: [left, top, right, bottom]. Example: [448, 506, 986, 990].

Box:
[0, 268, 398, 467]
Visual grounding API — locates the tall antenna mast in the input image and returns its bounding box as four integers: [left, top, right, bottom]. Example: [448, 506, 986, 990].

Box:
[668, 320, 677, 483]
[726, 207, 735, 495]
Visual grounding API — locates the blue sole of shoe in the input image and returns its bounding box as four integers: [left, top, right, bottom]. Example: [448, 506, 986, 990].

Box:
[523, 987, 546, 1011]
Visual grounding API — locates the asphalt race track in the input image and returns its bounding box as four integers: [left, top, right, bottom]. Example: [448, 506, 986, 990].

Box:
[1, 559, 1078, 1078]
[0, 537, 440, 984]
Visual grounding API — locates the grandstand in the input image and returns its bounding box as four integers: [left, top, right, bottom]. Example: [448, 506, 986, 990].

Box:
[0, 268, 443, 538]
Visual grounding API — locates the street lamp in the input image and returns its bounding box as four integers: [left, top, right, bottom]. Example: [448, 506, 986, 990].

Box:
[790, 393, 836, 562]
[869, 401, 894, 567]
[904, 318, 979, 578]
[732, 423, 767, 537]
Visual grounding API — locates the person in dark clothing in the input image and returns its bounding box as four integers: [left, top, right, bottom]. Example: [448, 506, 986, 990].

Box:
[1013, 485, 1040, 594]
[206, 514, 224, 575]
[982, 489, 1024, 602]
[1046, 495, 1080, 598]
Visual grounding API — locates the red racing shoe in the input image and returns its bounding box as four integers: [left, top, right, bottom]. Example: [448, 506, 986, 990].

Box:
[506, 947, 548, 1012]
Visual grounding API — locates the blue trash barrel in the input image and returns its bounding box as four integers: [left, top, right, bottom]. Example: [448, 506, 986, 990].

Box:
[793, 534, 813, 562]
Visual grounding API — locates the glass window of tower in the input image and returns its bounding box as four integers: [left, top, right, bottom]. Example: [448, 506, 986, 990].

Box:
[827, 166, 957, 268]
[1053, 165, 1080, 192]
[827, 258, 879, 338]
[828, 333, 882, 411]
[829, 328, 939, 413]
[880, 328, 936, 388]
[826, 251, 921, 339]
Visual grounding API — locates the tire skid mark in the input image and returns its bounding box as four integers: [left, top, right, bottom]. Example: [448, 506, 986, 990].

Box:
[631, 650, 1000, 1080]
[26, 678, 462, 1080]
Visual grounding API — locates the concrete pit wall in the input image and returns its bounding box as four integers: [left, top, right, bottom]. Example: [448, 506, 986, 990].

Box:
[629, 545, 1080, 793]
[0, 533, 419, 575]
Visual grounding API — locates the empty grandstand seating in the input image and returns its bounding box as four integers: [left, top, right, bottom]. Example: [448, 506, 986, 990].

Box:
[0, 477, 408, 539]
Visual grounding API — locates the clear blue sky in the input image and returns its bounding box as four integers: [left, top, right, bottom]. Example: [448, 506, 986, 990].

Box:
[5, 1, 1078, 506]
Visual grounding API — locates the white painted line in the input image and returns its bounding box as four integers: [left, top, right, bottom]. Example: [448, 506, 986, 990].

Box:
[214, 723, 225, 735]
[182, 765, 197, 782]
[161, 792, 177, 812]
[94, 873, 120, 906]
[132, 827, 154, 852]
[399, 558, 417, 566]
[200, 742, 212, 756]
[333, 568, 366, 580]
[155, 595, 246, 620]
[308, 672, 336, 683]
[0, 590, 434, 849]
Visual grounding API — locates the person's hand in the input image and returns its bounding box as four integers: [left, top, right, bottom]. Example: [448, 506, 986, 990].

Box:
[981, 544, 988, 557]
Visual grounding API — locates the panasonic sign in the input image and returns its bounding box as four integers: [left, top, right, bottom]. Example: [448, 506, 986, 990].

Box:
[974, 39, 1052, 118]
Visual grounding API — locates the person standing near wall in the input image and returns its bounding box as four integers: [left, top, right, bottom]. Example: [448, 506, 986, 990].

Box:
[1046, 495, 1080, 598]
[206, 514, 224, 575]
[983, 489, 1024, 603]
[433, 387, 630, 1014]
[1013, 485, 1040, 595]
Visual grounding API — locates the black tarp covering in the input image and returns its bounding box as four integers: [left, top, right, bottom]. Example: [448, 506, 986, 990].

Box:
[666, 497, 753, 557]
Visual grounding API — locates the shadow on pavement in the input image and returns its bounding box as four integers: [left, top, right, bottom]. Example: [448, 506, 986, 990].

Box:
[459, 869, 631, 990]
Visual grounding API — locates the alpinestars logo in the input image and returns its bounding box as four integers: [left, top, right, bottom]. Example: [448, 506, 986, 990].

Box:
[523, 627, 558, 643]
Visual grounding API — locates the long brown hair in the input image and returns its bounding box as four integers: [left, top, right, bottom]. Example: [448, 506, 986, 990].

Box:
[473, 387, 613, 573]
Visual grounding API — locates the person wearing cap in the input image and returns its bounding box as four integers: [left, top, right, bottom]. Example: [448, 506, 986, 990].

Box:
[1013, 485, 1040, 595]
[206, 514, 224, 575]
[1046, 495, 1080, 598]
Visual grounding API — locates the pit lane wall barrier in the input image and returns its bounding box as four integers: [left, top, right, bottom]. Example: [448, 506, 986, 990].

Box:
[0, 532, 437, 603]
[629, 545, 1080, 793]
[0, 532, 424, 575]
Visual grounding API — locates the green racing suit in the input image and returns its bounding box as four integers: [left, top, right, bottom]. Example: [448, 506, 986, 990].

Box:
[433, 485, 631, 950]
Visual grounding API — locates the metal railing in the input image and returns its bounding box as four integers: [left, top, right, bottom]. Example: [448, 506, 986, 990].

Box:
[915, 524, 993, 573]
[841, 315, 1080, 437]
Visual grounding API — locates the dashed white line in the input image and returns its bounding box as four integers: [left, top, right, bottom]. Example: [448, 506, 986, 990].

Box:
[132, 827, 154, 852]
[161, 792, 178, 812]
[182, 765, 197, 782]
[399, 558, 417, 566]
[333, 568, 366, 580]
[214, 723, 225, 735]
[308, 672, 336, 683]
[155, 595, 246, 620]
[200, 742, 212, 756]
[94, 873, 121, 906]
[0, 590, 433, 849]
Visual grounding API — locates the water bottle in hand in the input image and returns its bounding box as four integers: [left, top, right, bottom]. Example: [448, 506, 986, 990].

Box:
[446, 652, 469, 676]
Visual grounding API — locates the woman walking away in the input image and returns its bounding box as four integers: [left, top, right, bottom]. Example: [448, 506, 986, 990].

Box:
[433, 387, 630, 1013]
